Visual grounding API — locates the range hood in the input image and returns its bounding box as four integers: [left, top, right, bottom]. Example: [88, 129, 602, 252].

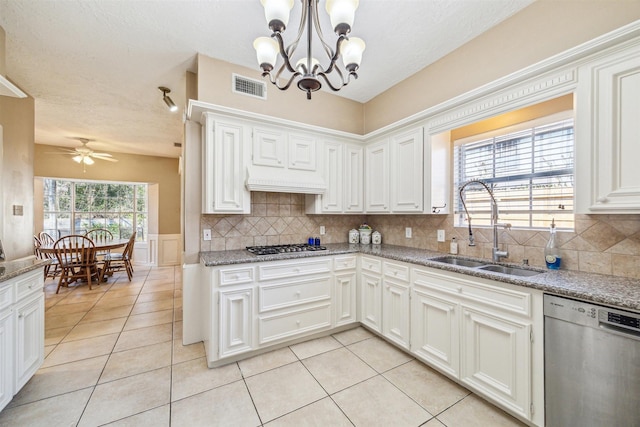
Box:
[245, 165, 326, 195]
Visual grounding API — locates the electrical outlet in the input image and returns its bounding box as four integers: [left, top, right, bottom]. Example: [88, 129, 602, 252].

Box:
[405, 227, 412, 238]
[320, 225, 326, 235]
[203, 229, 212, 241]
[437, 229, 445, 242]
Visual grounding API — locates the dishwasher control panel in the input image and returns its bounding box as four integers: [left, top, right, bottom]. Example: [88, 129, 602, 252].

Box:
[599, 310, 640, 332]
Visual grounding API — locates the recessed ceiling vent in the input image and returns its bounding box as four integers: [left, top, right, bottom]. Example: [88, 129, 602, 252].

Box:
[233, 73, 266, 100]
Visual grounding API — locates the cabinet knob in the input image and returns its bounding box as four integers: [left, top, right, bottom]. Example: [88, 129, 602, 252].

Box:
[457, 286, 463, 293]
[597, 197, 608, 203]
[292, 161, 296, 165]
[245, 292, 250, 297]
[386, 285, 390, 290]
[393, 271, 398, 276]
[368, 264, 373, 269]
[18, 313, 24, 318]
[296, 320, 301, 326]
[293, 268, 300, 273]
[295, 291, 301, 297]
[278, 160, 282, 164]
[415, 204, 419, 208]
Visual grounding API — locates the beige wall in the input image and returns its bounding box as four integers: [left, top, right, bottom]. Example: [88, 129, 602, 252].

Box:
[363, 0, 640, 133]
[0, 93, 35, 260]
[34, 144, 181, 235]
[196, 54, 364, 134]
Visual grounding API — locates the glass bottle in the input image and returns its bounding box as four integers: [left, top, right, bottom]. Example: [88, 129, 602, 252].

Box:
[545, 218, 562, 270]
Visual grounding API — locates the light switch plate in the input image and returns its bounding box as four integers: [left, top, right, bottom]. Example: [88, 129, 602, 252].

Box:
[405, 227, 412, 238]
[437, 229, 445, 242]
[320, 226, 326, 235]
[203, 229, 212, 241]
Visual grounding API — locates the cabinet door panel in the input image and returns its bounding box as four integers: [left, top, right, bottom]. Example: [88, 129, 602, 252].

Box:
[460, 305, 531, 419]
[253, 126, 285, 168]
[14, 293, 44, 392]
[335, 272, 357, 326]
[360, 273, 382, 332]
[365, 141, 389, 212]
[288, 133, 317, 171]
[382, 279, 410, 349]
[391, 127, 424, 212]
[345, 145, 364, 212]
[219, 289, 253, 358]
[411, 289, 459, 378]
[322, 141, 344, 212]
[0, 310, 13, 412]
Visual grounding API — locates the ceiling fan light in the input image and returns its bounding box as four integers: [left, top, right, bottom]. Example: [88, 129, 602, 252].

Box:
[325, 0, 359, 35]
[260, 0, 294, 32]
[341, 37, 365, 71]
[254, 37, 279, 71]
[83, 156, 94, 165]
[72, 155, 83, 163]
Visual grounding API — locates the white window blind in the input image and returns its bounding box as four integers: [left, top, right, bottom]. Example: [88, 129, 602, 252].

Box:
[454, 114, 574, 230]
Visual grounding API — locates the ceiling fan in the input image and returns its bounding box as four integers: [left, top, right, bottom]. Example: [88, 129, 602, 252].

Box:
[52, 138, 118, 171]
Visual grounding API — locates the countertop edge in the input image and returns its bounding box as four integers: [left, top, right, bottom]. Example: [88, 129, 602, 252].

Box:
[199, 244, 640, 312]
[0, 258, 50, 283]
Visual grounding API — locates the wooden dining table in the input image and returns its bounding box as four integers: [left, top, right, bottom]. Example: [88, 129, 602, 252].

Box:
[39, 237, 129, 283]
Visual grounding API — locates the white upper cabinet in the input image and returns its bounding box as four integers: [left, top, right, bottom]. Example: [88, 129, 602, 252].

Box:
[288, 132, 317, 171]
[202, 114, 251, 214]
[390, 127, 424, 212]
[253, 126, 286, 168]
[576, 42, 640, 213]
[365, 139, 390, 212]
[344, 144, 364, 212]
[306, 140, 364, 214]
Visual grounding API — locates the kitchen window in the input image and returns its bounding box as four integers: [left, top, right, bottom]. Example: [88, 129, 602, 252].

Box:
[453, 112, 574, 230]
[42, 179, 148, 241]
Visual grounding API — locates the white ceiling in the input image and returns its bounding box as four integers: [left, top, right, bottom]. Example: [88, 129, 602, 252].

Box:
[0, 0, 533, 159]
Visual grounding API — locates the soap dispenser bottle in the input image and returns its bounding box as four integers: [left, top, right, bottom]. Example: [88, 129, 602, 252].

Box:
[544, 218, 561, 270]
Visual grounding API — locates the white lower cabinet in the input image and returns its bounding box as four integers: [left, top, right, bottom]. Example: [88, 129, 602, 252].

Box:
[219, 288, 253, 358]
[0, 309, 13, 412]
[459, 305, 531, 418]
[334, 272, 357, 326]
[0, 268, 45, 412]
[410, 266, 542, 426]
[382, 279, 410, 348]
[360, 272, 382, 332]
[411, 288, 459, 378]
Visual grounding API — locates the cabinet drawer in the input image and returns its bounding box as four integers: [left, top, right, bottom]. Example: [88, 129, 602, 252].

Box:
[258, 303, 331, 345]
[361, 256, 382, 274]
[0, 284, 12, 311]
[15, 271, 43, 302]
[259, 276, 331, 312]
[257, 258, 331, 281]
[218, 266, 254, 286]
[413, 268, 531, 317]
[384, 261, 410, 282]
[334, 255, 357, 271]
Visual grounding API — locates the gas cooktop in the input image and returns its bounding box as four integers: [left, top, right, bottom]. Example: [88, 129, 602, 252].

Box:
[246, 244, 327, 256]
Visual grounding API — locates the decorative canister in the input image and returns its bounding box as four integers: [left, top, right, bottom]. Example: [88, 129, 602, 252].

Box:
[372, 231, 382, 245]
[359, 229, 372, 244]
[348, 229, 360, 244]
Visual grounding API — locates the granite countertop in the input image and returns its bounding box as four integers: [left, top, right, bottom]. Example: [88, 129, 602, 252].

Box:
[200, 243, 640, 312]
[0, 257, 50, 284]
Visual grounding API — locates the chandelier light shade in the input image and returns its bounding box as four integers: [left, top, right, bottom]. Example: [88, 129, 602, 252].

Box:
[254, 0, 365, 99]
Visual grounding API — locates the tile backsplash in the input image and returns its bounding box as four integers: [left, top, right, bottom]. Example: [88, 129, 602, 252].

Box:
[201, 193, 640, 280]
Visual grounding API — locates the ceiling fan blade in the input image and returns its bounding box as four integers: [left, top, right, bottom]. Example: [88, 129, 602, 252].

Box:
[92, 152, 113, 158]
[45, 148, 77, 154]
[44, 151, 75, 155]
[93, 156, 118, 162]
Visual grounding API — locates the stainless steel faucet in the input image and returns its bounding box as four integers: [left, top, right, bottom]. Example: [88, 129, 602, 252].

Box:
[459, 180, 511, 263]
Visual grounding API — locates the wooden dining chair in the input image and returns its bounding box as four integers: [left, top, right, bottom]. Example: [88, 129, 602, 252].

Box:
[53, 235, 99, 293]
[34, 235, 61, 280]
[85, 228, 114, 259]
[100, 232, 136, 282]
[38, 231, 56, 246]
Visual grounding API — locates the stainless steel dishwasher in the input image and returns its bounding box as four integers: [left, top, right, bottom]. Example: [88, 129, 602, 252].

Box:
[544, 294, 640, 426]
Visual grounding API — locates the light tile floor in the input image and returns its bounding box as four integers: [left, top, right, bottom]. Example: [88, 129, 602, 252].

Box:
[0, 266, 527, 427]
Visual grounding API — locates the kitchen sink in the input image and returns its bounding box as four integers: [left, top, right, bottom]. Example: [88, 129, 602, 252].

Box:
[431, 256, 544, 277]
[476, 264, 543, 277]
[431, 257, 488, 268]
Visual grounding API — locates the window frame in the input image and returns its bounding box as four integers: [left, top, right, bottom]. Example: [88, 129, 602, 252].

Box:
[42, 178, 148, 241]
[453, 111, 575, 231]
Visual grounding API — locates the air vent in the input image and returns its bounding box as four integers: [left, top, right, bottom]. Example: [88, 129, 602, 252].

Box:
[233, 74, 267, 100]
[174, 142, 182, 148]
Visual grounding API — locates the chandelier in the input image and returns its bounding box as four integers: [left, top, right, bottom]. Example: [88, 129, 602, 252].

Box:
[253, 0, 365, 99]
